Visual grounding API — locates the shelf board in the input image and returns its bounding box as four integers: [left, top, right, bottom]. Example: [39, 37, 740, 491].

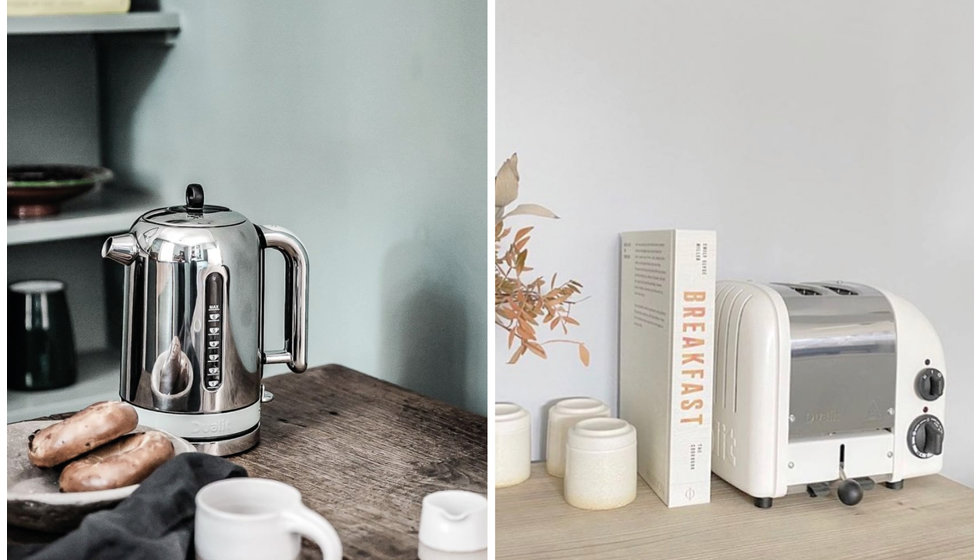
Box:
[7, 12, 180, 36]
[7, 188, 159, 245]
[8, 348, 120, 422]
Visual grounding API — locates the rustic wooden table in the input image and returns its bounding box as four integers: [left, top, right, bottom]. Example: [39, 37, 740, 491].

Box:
[8, 365, 487, 559]
[497, 463, 973, 560]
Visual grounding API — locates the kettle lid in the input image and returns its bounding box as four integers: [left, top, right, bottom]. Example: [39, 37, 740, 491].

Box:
[143, 184, 248, 228]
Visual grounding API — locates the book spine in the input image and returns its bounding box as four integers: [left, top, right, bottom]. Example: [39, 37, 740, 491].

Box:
[666, 231, 715, 506]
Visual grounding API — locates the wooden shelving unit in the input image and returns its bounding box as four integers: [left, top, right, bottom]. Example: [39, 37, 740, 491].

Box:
[7, 11, 180, 421]
[7, 188, 161, 246]
[8, 349, 120, 422]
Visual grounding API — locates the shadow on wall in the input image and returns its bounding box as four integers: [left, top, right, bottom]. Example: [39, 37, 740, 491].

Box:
[380, 241, 471, 410]
[100, 39, 171, 189]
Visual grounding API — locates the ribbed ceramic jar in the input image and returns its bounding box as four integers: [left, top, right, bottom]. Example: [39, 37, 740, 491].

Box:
[563, 418, 637, 510]
[546, 398, 611, 477]
[495, 402, 531, 488]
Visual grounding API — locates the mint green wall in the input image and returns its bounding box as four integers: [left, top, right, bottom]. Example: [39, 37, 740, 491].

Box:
[103, 1, 487, 413]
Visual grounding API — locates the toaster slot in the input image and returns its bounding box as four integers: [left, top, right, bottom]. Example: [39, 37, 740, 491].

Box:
[787, 285, 821, 296]
[822, 285, 858, 296]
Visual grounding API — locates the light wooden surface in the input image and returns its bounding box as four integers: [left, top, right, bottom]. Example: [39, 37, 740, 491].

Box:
[497, 463, 973, 559]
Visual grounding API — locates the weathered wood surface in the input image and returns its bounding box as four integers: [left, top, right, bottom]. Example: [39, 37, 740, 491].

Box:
[233, 364, 487, 559]
[8, 364, 487, 560]
[497, 463, 972, 559]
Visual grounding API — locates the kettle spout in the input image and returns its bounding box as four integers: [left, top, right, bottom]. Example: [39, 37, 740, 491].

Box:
[102, 234, 138, 265]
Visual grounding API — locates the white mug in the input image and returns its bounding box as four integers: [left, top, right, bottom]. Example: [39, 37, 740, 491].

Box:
[194, 478, 343, 560]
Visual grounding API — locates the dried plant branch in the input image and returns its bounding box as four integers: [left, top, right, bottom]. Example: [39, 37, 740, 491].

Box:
[494, 153, 589, 367]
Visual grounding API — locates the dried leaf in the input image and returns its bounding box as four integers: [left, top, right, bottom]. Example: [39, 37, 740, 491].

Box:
[514, 226, 534, 242]
[514, 236, 530, 253]
[508, 344, 525, 364]
[578, 344, 590, 367]
[503, 203, 560, 220]
[495, 153, 519, 208]
[526, 341, 547, 359]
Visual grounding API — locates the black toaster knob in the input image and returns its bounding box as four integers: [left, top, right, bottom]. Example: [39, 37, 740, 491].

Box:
[907, 415, 944, 458]
[915, 368, 945, 401]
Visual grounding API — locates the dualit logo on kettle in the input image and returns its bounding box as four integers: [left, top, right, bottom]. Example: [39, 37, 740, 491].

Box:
[102, 184, 310, 456]
[191, 418, 231, 436]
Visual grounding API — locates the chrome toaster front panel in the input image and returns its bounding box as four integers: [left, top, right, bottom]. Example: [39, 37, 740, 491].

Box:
[769, 283, 897, 440]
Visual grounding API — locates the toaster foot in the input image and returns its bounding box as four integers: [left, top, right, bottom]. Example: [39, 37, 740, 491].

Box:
[885, 480, 904, 490]
[806, 482, 831, 497]
[855, 477, 876, 491]
[753, 497, 773, 509]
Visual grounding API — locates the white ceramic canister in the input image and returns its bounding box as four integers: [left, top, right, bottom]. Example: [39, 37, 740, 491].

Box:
[495, 402, 531, 488]
[546, 397, 611, 477]
[563, 418, 637, 510]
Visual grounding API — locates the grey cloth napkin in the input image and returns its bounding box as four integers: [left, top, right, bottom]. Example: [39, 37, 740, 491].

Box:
[8, 452, 247, 560]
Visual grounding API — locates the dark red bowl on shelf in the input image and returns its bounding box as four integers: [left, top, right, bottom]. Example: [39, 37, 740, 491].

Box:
[7, 164, 113, 219]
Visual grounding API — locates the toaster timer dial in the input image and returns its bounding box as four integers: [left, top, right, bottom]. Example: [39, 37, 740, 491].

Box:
[907, 415, 944, 458]
[914, 368, 945, 401]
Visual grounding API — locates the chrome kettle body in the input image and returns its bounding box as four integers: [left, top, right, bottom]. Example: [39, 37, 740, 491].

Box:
[103, 184, 308, 455]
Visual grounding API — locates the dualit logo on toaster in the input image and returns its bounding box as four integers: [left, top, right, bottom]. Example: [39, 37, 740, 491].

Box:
[680, 291, 707, 426]
[805, 409, 841, 424]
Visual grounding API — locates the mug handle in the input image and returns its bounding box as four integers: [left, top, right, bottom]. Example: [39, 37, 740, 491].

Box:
[280, 505, 343, 560]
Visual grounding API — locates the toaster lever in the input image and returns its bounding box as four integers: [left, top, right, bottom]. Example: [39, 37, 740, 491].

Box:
[837, 478, 863, 506]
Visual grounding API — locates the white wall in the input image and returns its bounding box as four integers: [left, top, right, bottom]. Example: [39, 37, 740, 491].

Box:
[102, 0, 488, 413]
[496, 0, 973, 486]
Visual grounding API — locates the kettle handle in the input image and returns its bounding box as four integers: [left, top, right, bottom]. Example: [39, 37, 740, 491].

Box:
[257, 225, 309, 373]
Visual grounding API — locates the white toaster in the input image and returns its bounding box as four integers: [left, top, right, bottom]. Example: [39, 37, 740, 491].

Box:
[712, 281, 945, 507]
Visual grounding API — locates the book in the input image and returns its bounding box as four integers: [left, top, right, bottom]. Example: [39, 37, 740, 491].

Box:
[8, 0, 130, 17]
[619, 229, 716, 507]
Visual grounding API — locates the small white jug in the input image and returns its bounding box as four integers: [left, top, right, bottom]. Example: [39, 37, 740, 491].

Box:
[418, 490, 488, 560]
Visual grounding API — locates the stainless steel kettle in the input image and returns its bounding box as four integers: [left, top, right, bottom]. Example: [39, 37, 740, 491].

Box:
[103, 184, 309, 455]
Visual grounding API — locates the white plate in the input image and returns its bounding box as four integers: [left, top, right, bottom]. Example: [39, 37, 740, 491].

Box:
[7, 420, 195, 532]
